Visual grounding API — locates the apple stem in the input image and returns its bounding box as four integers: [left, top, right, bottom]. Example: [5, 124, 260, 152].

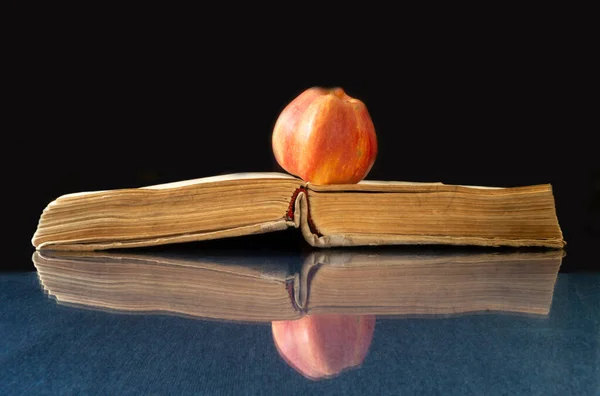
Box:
[331, 87, 345, 98]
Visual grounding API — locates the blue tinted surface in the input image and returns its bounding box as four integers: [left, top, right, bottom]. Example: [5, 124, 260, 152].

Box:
[1, 264, 598, 395]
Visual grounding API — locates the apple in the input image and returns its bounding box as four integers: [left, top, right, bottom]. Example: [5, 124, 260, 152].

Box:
[271, 314, 376, 380]
[272, 87, 378, 185]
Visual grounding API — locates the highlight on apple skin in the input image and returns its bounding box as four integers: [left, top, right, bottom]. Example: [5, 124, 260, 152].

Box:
[272, 87, 378, 185]
[271, 314, 376, 381]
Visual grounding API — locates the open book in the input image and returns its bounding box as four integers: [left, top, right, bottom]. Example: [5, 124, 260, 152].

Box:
[32, 248, 564, 321]
[32, 172, 565, 251]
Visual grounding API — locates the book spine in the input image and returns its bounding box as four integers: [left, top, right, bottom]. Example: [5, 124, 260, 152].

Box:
[287, 187, 322, 237]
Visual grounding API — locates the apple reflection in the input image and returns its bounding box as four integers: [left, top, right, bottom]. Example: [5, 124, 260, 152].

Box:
[271, 314, 375, 381]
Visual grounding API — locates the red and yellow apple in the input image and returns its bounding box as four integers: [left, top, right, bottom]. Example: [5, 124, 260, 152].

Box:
[271, 314, 376, 380]
[272, 87, 378, 185]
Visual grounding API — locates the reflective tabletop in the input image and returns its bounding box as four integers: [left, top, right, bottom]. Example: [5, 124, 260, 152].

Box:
[1, 246, 598, 395]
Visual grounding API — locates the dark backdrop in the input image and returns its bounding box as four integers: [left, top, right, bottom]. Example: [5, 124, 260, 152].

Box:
[7, 28, 598, 272]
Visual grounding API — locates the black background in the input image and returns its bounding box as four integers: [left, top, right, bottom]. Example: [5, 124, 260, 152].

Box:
[7, 17, 598, 272]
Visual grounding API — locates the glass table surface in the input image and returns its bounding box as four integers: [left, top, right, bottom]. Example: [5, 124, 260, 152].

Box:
[1, 246, 598, 396]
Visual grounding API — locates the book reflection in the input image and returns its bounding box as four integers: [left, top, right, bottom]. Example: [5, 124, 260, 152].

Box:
[32, 248, 564, 381]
